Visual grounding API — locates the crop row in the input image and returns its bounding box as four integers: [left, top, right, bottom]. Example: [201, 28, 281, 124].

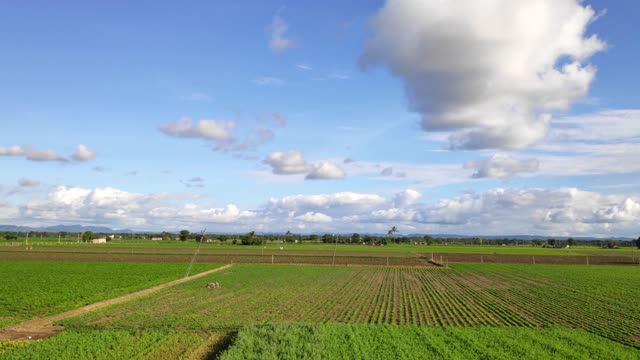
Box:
[218, 323, 639, 360]
[59, 263, 640, 348]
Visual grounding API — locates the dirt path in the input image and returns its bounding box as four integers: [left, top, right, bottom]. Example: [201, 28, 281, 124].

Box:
[0, 264, 234, 341]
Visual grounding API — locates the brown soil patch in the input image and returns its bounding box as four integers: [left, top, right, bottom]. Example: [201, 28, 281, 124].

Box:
[0, 264, 234, 341]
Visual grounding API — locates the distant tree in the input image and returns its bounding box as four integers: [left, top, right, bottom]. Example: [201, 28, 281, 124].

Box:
[636, 237, 640, 249]
[547, 238, 557, 247]
[386, 226, 399, 245]
[4, 233, 18, 241]
[322, 234, 334, 244]
[424, 235, 433, 245]
[351, 233, 361, 244]
[241, 231, 256, 245]
[179, 230, 190, 241]
[218, 234, 228, 244]
[82, 231, 95, 242]
[567, 237, 577, 246]
[161, 231, 173, 241]
[606, 239, 620, 249]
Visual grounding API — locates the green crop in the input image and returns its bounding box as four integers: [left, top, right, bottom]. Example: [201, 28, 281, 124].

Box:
[0, 261, 221, 327]
[60, 263, 640, 349]
[218, 323, 639, 360]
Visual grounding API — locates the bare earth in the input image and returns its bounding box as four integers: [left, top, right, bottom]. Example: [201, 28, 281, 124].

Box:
[0, 264, 234, 341]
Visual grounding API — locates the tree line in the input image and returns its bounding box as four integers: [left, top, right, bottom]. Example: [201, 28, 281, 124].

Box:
[1, 231, 639, 249]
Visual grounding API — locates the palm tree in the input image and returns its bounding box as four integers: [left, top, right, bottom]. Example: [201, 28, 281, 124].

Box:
[388, 226, 399, 245]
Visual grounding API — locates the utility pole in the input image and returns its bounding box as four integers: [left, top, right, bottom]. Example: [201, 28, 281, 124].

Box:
[185, 228, 206, 278]
[25, 232, 29, 246]
[332, 234, 338, 265]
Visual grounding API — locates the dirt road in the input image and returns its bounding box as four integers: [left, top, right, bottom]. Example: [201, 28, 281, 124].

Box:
[0, 264, 234, 341]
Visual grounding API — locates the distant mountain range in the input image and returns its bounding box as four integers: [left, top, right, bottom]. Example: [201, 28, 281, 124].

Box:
[0, 224, 633, 240]
[0, 224, 134, 233]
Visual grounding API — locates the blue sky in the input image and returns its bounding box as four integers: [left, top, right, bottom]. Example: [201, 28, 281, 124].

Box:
[1, 0, 639, 236]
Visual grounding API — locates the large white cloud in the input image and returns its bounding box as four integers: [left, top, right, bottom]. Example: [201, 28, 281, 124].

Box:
[18, 186, 254, 228]
[413, 188, 640, 233]
[361, 0, 605, 150]
[3, 185, 638, 236]
[267, 192, 386, 212]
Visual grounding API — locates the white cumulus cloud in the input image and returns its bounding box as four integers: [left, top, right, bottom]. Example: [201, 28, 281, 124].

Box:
[295, 212, 333, 223]
[306, 161, 346, 180]
[70, 144, 96, 162]
[361, 0, 605, 150]
[264, 150, 309, 175]
[465, 153, 539, 179]
[160, 117, 235, 141]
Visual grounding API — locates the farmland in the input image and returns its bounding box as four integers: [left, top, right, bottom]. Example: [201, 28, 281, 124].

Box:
[0, 329, 225, 359]
[0, 261, 221, 328]
[59, 264, 640, 349]
[1, 248, 639, 358]
[219, 324, 639, 360]
[2, 242, 638, 266]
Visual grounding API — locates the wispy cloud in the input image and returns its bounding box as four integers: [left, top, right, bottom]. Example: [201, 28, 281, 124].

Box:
[18, 178, 40, 187]
[181, 177, 205, 188]
[1, 144, 96, 163]
[269, 12, 296, 53]
[181, 92, 212, 102]
[253, 76, 285, 86]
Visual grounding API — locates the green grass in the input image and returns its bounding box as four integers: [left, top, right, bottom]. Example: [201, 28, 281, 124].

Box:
[218, 323, 639, 360]
[0, 330, 209, 360]
[0, 261, 222, 327]
[60, 263, 640, 349]
[4, 241, 637, 257]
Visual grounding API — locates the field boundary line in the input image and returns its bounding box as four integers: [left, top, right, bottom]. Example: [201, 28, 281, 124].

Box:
[0, 263, 234, 341]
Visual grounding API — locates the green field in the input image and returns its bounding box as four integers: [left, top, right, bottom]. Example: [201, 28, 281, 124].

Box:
[1, 256, 639, 358]
[220, 324, 639, 360]
[3, 239, 637, 257]
[59, 263, 640, 349]
[0, 261, 221, 327]
[0, 329, 224, 360]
